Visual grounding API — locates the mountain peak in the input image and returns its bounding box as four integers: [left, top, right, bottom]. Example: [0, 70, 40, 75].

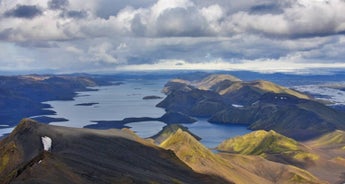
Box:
[150, 124, 200, 144]
[14, 118, 39, 130]
[196, 74, 241, 91]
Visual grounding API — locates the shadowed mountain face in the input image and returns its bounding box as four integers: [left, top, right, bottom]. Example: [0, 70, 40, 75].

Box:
[0, 75, 110, 127]
[157, 74, 345, 140]
[0, 119, 228, 184]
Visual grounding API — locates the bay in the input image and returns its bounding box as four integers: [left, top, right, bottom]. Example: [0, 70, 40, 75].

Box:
[48, 79, 166, 127]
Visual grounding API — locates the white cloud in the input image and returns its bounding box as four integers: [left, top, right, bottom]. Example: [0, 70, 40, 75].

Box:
[81, 42, 120, 64]
[151, 0, 194, 20]
[2, 0, 345, 40]
[1, 0, 345, 73]
[200, 4, 223, 33]
[65, 45, 83, 54]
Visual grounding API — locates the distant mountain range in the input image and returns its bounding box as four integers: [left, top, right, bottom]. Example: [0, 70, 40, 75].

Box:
[0, 74, 111, 127]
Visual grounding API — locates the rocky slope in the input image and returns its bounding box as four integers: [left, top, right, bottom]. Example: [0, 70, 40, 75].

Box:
[157, 74, 345, 140]
[0, 119, 227, 184]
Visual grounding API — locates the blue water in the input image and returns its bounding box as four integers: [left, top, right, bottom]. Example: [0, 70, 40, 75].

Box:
[42, 78, 250, 148]
[183, 119, 251, 148]
[124, 120, 250, 148]
[47, 79, 166, 128]
[125, 121, 166, 138]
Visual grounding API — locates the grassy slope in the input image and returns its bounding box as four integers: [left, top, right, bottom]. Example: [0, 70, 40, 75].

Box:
[160, 129, 323, 184]
[219, 153, 325, 184]
[160, 129, 271, 184]
[216, 129, 345, 183]
[303, 130, 345, 183]
[307, 130, 345, 149]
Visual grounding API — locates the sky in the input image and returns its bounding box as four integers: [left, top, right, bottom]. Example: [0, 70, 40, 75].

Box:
[1, 0, 345, 74]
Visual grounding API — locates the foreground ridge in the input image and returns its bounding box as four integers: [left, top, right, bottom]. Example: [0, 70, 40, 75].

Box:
[0, 119, 228, 184]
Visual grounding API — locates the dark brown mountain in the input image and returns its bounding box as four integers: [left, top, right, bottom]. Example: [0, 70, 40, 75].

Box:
[0, 119, 228, 184]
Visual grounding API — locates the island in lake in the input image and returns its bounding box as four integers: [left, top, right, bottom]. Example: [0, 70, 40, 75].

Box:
[142, 95, 163, 100]
[75, 102, 100, 106]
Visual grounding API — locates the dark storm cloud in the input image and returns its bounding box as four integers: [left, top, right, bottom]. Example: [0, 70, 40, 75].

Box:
[64, 10, 88, 19]
[249, 3, 284, 15]
[4, 5, 42, 19]
[96, 0, 156, 19]
[48, 0, 69, 10]
[17, 41, 59, 48]
[0, 28, 12, 40]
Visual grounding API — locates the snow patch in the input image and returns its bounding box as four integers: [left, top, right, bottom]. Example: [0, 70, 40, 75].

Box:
[41, 136, 52, 151]
[232, 104, 244, 108]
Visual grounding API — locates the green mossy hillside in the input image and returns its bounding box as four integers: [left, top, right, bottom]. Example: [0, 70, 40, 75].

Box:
[217, 130, 319, 166]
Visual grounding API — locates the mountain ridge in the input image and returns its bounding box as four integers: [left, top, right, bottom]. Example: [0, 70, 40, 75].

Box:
[157, 74, 345, 140]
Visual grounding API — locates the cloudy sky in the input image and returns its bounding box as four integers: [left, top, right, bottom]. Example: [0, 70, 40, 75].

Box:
[1, 0, 345, 73]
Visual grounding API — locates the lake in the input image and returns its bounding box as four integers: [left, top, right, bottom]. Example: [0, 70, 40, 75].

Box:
[43, 78, 251, 148]
[3, 72, 343, 147]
